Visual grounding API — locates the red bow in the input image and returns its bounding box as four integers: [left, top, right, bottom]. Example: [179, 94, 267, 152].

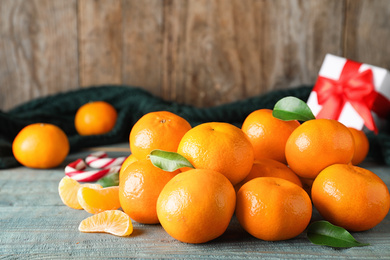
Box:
[314, 60, 389, 134]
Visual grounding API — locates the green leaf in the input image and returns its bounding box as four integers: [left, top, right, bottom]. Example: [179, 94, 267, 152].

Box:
[272, 96, 316, 121]
[149, 149, 195, 172]
[307, 221, 370, 248]
[96, 172, 119, 187]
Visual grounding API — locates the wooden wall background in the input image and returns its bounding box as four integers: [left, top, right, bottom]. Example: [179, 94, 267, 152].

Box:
[1, 0, 390, 111]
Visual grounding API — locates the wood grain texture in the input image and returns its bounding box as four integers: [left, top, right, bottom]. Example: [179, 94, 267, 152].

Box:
[1, 0, 390, 111]
[78, 0, 122, 87]
[122, 0, 164, 97]
[0, 146, 389, 259]
[344, 0, 390, 67]
[0, 0, 78, 111]
[161, 0, 345, 107]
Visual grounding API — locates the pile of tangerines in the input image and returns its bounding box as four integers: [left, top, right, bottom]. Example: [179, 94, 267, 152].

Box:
[12, 99, 390, 244]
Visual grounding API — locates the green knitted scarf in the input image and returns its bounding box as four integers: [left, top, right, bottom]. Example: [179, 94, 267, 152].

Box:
[0, 85, 388, 169]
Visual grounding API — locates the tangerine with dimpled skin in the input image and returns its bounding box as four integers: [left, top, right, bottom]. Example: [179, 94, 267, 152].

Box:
[241, 109, 300, 164]
[348, 127, 369, 165]
[119, 154, 138, 180]
[311, 163, 390, 232]
[285, 119, 354, 179]
[234, 158, 302, 192]
[177, 122, 254, 185]
[130, 111, 192, 160]
[156, 169, 236, 244]
[12, 123, 70, 169]
[75, 101, 117, 136]
[119, 159, 180, 224]
[236, 177, 312, 241]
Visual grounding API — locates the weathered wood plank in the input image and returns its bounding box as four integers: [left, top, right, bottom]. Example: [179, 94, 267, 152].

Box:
[0, 156, 389, 259]
[344, 0, 390, 67]
[122, 0, 164, 96]
[1, 0, 390, 111]
[78, 0, 122, 87]
[0, 0, 78, 111]
[162, 0, 344, 107]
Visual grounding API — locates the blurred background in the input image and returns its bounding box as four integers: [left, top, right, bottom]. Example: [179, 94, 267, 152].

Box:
[1, 0, 390, 111]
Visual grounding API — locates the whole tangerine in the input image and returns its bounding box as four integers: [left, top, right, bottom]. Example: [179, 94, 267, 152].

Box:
[119, 159, 180, 224]
[241, 109, 300, 164]
[156, 169, 236, 244]
[236, 177, 312, 241]
[130, 111, 192, 160]
[12, 123, 69, 169]
[234, 158, 302, 192]
[75, 101, 117, 136]
[348, 127, 369, 165]
[285, 119, 354, 179]
[311, 163, 390, 232]
[177, 122, 254, 185]
[118, 154, 138, 180]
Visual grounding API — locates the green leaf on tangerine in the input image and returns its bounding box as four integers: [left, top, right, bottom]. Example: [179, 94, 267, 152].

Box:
[96, 172, 119, 187]
[272, 96, 316, 121]
[307, 221, 370, 248]
[149, 149, 195, 172]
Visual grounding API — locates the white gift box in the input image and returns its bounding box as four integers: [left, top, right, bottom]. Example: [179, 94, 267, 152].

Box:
[307, 53, 390, 132]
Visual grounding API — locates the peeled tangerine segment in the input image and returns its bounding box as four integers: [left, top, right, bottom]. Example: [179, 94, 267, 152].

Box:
[58, 176, 102, 209]
[77, 185, 120, 214]
[79, 210, 133, 237]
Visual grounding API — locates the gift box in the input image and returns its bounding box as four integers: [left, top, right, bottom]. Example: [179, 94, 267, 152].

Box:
[307, 54, 390, 133]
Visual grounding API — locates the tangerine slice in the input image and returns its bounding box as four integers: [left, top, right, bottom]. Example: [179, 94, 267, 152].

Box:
[58, 176, 102, 209]
[77, 186, 120, 214]
[79, 210, 133, 237]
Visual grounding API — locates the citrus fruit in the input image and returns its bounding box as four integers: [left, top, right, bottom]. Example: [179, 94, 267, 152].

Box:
[234, 158, 302, 192]
[12, 123, 70, 169]
[241, 109, 300, 164]
[236, 177, 312, 241]
[119, 159, 180, 224]
[348, 127, 369, 165]
[157, 169, 236, 244]
[177, 122, 254, 185]
[79, 210, 133, 237]
[285, 119, 354, 179]
[75, 101, 117, 136]
[77, 186, 120, 214]
[129, 111, 192, 160]
[311, 164, 390, 232]
[119, 154, 138, 180]
[58, 176, 102, 209]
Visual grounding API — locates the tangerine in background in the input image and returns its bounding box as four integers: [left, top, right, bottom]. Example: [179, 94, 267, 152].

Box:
[348, 127, 370, 165]
[12, 123, 70, 169]
[285, 119, 354, 179]
[129, 111, 192, 160]
[156, 169, 236, 244]
[118, 154, 138, 180]
[119, 159, 180, 224]
[311, 163, 390, 232]
[234, 158, 302, 192]
[241, 109, 300, 164]
[75, 101, 117, 136]
[177, 122, 254, 185]
[236, 177, 312, 241]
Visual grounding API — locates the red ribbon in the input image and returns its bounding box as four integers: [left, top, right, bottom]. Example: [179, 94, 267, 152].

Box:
[313, 59, 390, 134]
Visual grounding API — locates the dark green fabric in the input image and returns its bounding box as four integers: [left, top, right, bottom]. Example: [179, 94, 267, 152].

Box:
[0, 85, 389, 169]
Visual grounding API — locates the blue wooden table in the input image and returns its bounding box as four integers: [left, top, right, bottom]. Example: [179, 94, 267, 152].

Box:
[1, 144, 389, 259]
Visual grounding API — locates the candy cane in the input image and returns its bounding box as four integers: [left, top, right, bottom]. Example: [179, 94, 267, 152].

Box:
[85, 152, 127, 169]
[65, 152, 126, 182]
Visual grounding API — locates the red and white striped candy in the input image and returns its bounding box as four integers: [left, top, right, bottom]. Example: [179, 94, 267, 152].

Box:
[85, 151, 127, 169]
[65, 152, 126, 182]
